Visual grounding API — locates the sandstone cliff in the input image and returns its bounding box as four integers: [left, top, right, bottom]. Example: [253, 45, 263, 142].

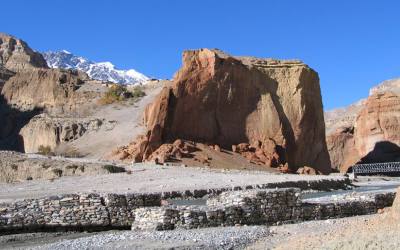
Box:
[115, 49, 331, 174]
[0, 33, 48, 72]
[0, 66, 14, 91]
[19, 114, 104, 153]
[1, 68, 94, 113]
[326, 79, 400, 172]
[0, 33, 106, 153]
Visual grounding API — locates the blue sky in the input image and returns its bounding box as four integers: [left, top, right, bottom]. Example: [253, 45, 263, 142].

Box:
[2, 0, 400, 110]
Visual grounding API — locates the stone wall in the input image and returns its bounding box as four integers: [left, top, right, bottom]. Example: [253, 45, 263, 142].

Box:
[131, 189, 396, 231]
[0, 192, 161, 233]
[0, 186, 395, 233]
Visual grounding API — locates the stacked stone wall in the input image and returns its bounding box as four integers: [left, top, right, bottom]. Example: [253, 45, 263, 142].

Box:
[0, 179, 395, 233]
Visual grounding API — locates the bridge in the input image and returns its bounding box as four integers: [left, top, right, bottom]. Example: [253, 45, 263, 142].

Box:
[349, 162, 400, 176]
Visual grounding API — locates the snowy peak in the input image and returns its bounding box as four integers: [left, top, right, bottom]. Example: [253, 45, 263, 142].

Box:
[43, 50, 149, 85]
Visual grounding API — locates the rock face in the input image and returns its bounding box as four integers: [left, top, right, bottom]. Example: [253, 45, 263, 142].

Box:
[116, 49, 331, 173]
[326, 83, 400, 172]
[0, 33, 105, 152]
[1, 68, 91, 112]
[0, 33, 48, 72]
[326, 126, 358, 172]
[19, 114, 103, 153]
[354, 92, 400, 163]
[0, 66, 14, 90]
[370, 78, 400, 96]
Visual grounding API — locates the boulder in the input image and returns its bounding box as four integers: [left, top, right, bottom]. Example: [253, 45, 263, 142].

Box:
[116, 49, 331, 173]
[296, 166, 320, 175]
[19, 114, 103, 153]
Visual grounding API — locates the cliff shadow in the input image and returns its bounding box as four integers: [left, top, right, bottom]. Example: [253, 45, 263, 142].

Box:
[0, 94, 42, 151]
[358, 141, 400, 164]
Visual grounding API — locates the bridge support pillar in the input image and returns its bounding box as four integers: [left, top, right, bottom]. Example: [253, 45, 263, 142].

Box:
[349, 171, 357, 180]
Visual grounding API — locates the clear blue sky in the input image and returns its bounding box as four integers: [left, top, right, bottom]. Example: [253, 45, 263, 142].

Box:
[2, 0, 400, 110]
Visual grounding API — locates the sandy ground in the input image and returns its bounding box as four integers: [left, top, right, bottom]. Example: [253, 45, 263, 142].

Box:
[0, 151, 127, 183]
[0, 163, 346, 202]
[248, 211, 400, 250]
[70, 82, 167, 158]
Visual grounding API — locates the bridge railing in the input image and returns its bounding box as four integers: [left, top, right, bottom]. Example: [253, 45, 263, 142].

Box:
[350, 162, 400, 175]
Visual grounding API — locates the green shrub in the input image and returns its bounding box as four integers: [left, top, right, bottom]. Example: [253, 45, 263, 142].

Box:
[38, 145, 53, 156]
[99, 85, 128, 105]
[131, 86, 146, 98]
[98, 85, 146, 105]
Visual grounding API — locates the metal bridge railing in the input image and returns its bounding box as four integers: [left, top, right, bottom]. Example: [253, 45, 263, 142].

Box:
[351, 162, 400, 175]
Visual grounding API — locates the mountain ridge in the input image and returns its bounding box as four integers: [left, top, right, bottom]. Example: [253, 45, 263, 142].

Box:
[43, 50, 149, 85]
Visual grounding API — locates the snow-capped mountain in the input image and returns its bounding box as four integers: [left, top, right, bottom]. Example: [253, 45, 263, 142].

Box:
[43, 50, 149, 85]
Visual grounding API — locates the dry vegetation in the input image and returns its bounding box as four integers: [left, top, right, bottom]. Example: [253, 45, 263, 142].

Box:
[37, 145, 53, 156]
[98, 85, 146, 105]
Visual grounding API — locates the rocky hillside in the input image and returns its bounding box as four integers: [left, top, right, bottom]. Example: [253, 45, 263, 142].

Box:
[1, 68, 97, 113]
[0, 33, 107, 153]
[114, 49, 331, 174]
[43, 50, 149, 85]
[0, 33, 48, 72]
[0, 66, 14, 90]
[326, 78, 400, 172]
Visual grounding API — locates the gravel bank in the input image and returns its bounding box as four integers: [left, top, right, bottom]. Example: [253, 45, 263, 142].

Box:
[0, 164, 346, 202]
[248, 211, 400, 250]
[1, 226, 269, 250]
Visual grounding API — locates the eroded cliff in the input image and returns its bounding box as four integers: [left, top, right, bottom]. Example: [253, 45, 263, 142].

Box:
[115, 49, 331, 174]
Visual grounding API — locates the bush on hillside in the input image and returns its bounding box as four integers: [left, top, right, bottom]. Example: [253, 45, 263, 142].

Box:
[98, 85, 146, 105]
[38, 145, 53, 156]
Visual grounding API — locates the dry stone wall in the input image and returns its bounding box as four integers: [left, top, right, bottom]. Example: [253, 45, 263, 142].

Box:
[0, 184, 395, 233]
[131, 189, 396, 231]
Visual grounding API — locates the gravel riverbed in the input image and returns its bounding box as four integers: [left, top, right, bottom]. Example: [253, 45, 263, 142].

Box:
[1, 226, 270, 250]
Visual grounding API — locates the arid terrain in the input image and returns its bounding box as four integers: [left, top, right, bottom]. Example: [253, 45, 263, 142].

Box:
[0, 32, 400, 250]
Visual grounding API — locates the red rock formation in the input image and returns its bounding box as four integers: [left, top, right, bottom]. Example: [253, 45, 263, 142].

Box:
[327, 92, 400, 172]
[115, 49, 331, 174]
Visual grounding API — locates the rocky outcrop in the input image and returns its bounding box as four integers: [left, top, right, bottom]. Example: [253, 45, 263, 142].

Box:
[0, 65, 14, 91]
[0, 33, 48, 72]
[324, 99, 365, 135]
[326, 126, 358, 172]
[116, 49, 331, 174]
[354, 92, 400, 163]
[0, 68, 99, 113]
[19, 114, 104, 153]
[326, 90, 400, 172]
[0, 34, 105, 152]
[370, 78, 400, 96]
